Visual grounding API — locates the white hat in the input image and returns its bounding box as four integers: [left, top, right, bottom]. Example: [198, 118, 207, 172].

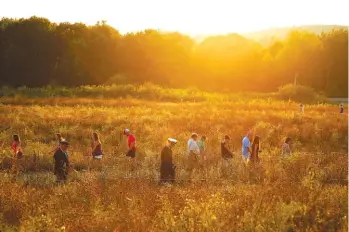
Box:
[168, 138, 177, 144]
[123, 128, 130, 134]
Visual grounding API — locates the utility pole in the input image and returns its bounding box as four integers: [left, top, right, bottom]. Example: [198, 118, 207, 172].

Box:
[294, 72, 298, 86]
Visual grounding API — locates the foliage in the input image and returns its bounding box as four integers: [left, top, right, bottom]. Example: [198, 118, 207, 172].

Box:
[0, 17, 348, 97]
[0, 84, 269, 102]
[275, 84, 327, 103]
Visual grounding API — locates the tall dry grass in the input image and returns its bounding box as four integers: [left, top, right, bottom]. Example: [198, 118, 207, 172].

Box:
[0, 94, 347, 231]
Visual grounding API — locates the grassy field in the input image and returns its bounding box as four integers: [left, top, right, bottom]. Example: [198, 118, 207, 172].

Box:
[0, 87, 347, 231]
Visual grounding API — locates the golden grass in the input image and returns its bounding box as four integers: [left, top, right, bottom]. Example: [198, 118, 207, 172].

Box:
[0, 96, 347, 231]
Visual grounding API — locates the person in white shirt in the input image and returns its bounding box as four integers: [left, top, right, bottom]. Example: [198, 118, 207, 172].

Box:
[186, 133, 200, 181]
[187, 133, 200, 154]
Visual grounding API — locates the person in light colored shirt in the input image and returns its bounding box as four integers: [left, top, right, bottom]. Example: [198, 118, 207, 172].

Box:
[197, 136, 207, 154]
[187, 133, 200, 155]
[186, 133, 200, 181]
[242, 131, 252, 162]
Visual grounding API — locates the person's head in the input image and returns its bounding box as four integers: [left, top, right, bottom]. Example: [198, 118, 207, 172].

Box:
[201, 136, 207, 141]
[285, 137, 292, 144]
[167, 138, 177, 147]
[191, 133, 198, 141]
[60, 141, 69, 151]
[224, 135, 230, 142]
[93, 132, 100, 142]
[56, 133, 65, 142]
[253, 135, 260, 145]
[13, 134, 20, 142]
[123, 129, 131, 136]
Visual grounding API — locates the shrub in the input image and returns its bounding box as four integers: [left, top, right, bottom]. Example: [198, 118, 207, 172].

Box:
[275, 84, 327, 103]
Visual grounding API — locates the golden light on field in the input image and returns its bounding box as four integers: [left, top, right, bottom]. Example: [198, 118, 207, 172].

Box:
[1, 0, 348, 35]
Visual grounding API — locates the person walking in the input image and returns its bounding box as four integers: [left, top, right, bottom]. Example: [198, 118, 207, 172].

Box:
[11, 134, 23, 174]
[340, 104, 344, 114]
[53, 140, 70, 183]
[197, 135, 207, 167]
[242, 131, 252, 163]
[186, 133, 200, 181]
[221, 135, 233, 160]
[250, 136, 261, 164]
[281, 137, 292, 156]
[123, 129, 136, 171]
[49, 133, 66, 155]
[91, 132, 103, 160]
[299, 104, 304, 113]
[160, 138, 177, 184]
[220, 135, 234, 177]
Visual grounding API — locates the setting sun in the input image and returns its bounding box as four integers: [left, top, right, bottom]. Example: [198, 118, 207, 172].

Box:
[1, 0, 348, 35]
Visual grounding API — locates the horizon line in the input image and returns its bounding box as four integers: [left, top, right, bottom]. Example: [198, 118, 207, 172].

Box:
[1, 15, 348, 37]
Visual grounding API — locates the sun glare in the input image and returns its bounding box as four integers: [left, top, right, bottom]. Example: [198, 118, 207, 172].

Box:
[0, 0, 348, 35]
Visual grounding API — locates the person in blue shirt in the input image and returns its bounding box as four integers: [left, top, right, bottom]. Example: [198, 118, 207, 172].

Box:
[242, 131, 252, 162]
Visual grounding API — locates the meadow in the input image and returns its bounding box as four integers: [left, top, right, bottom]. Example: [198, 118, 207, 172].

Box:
[0, 85, 347, 232]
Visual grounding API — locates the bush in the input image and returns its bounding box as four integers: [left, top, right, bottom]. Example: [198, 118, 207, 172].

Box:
[275, 84, 327, 104]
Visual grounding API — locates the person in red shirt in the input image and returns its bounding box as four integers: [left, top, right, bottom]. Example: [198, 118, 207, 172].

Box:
[123, 129, 136, 170]
[124, 129, 136, 157]
[11, 134, 23, 174]
[12, 134, 23, 159]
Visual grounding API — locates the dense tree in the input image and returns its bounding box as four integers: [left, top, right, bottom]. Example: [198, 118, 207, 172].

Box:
[0, 17, 347, 97]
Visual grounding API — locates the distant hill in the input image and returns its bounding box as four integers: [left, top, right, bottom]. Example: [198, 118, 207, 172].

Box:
[242, 25, 348, 46]
[193, 25, 348, 45]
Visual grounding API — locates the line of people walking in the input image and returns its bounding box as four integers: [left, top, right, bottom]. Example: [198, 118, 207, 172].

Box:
[9, 128, 293, 184]
[159, 131, 293, 184]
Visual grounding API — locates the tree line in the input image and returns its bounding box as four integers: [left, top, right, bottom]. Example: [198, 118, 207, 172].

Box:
[0, 16, 347, 97]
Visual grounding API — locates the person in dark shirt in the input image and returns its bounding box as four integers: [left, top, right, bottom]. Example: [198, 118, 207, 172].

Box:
[91, 132, 103, 159]
[160, 138, 177, 184]
[54, 140, 70, 183]
[221, 135, 233, 159]
[340, 104, 344, 114]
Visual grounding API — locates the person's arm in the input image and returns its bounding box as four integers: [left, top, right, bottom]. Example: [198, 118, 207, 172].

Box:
[64, 152, 70, 168]
[49, 145, 59, 154]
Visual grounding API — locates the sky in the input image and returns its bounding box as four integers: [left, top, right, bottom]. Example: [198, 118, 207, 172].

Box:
[0, 0, 348, 35]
